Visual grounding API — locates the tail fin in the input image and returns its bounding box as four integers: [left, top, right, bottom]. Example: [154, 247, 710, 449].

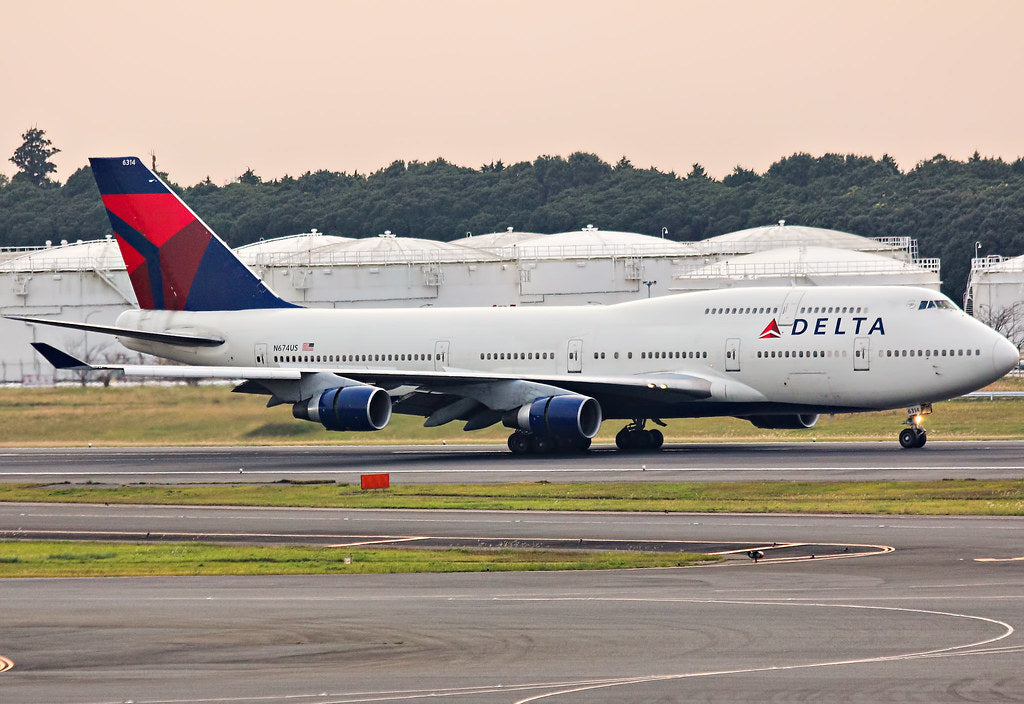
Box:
[89, 157, 295, 311]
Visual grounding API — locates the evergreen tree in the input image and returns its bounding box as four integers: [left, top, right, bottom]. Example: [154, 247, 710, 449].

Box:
[2, 146, 1023, 301]
[10, 127, 60, 186]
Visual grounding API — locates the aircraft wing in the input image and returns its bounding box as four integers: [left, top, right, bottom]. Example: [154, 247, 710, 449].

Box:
[30, 343, 717, 424]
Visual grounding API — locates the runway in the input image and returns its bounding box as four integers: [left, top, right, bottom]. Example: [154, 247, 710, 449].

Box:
[2, 444, 1024, 702]
[3, 439, 1024, 484]
[2, 507, 1024, 702]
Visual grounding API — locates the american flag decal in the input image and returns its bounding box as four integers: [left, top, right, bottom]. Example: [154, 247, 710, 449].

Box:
[302, 342, 315, 351]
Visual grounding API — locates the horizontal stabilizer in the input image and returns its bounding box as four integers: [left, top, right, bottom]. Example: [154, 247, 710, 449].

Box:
[29, 344, 307, 382]
[30, 343, 93, 370]
[5, 315, 224, 347]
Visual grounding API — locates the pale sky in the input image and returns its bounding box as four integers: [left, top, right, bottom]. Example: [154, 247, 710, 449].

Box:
[3, 0, 1023, 185]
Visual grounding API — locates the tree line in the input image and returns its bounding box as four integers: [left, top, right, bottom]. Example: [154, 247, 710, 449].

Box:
[3, 128, 1024, 300]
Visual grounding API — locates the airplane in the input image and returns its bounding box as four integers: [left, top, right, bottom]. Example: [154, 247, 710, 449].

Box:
[7, 156, 1020, 452]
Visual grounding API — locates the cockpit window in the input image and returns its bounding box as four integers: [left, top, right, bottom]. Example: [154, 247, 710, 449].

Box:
[918, 300, 956, 310]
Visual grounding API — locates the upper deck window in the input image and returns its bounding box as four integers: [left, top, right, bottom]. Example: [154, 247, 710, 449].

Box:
[919, 300, 956, 310]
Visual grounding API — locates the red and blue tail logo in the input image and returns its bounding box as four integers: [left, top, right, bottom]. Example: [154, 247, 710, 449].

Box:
[89, 157, 294, 311]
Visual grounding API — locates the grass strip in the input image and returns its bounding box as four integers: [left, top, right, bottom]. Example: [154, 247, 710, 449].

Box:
[3, 480, 1024, 515]
[0, 540, 716, 578]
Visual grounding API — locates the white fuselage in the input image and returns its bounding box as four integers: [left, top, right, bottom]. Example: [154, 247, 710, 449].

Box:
[115, 285, 1019, 419]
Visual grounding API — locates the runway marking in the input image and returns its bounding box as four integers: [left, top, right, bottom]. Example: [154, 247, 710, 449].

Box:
[710, 542, 802, 554]
[5, 464, 1024, 477]
[709, 542, 894, 564]
[504, 599, 1015, 703]
[974, 556, 1024, 562]
[325, 537, 428, 548]
[87, 598, 1009, 704]
[0, 655, 12, 673]
[0, 528, 427, 542]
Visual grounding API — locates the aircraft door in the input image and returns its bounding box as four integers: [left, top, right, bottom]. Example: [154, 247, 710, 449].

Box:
[434, 340, 450, 371]
[255, 343, 268, 367]
[725, 338, 741, 372]
[567, 339, 583, 373]
[779, 291, 805, 327]
[854, 337, 870, 371]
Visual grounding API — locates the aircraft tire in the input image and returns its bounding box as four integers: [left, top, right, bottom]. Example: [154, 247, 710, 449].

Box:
[508, 432, 530, 455]
[649, 429, 664, 450]
[915, 429, 927, 448]
[898, 428, 919, 449]
[531, 434, 556, 454]
[636, 430, 654, 449]
[615, 428, 632, 450]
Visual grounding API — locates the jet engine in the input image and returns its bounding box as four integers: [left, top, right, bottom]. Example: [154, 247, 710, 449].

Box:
[743, 413, 820, 430]
[292, 386, 392, 431]
[502, 395, 602, 440]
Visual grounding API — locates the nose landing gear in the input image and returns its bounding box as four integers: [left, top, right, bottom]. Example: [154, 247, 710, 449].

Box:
[898, 404, 930, 449]
[615, 419, 665, 451]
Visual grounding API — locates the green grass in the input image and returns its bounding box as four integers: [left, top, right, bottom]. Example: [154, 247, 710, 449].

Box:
[3, 480, 1024, 515]
[2, 384, 1024, 446]
[0, 540, 716, 578]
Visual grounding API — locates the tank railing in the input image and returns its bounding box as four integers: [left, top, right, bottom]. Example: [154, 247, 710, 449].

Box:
[1, 255, 125, 273]
[0, 245, 47, 256]
[486, 243, 700, 260]
[872, 235, 918, 259]
[675, 258, 940, 278]
[0, 239, 126, 273]
[687, 236, 914, 257]
[1, 234, 926, 270]
[970, 255, 1014, 272]
[242, 249, 502, 267]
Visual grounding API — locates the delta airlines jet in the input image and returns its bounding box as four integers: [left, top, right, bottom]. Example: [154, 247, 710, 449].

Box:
[8, 157, 1020, 452]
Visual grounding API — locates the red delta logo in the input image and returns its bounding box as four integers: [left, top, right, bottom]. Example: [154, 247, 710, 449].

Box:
[759, 319, 782, 339]
[758, 315, 887, 338]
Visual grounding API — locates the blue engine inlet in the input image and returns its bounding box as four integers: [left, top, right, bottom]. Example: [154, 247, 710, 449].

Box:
[293, 386, 392, 431]
[504, 394, 602, 439]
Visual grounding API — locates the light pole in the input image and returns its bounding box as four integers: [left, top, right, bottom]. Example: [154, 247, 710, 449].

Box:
[975, 241, 982, 261]
[642, 280, 657, 298]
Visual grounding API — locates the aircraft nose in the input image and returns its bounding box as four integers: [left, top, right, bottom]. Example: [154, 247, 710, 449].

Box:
[992, 336, 1020, 376]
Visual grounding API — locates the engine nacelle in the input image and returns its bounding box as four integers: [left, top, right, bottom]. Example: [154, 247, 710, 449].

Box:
[743, 413, 820, 430]
[292, 386, 392, 432]
[502, 395, 602, 439]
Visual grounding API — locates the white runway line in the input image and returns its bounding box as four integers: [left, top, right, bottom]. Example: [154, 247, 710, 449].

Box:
[4, 465, 1024, 477]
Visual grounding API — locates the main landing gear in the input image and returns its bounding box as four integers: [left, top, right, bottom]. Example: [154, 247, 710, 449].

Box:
[898, 404, 931, 449]
[615, 419, 665, 451]
[507, 430, 592, 455]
